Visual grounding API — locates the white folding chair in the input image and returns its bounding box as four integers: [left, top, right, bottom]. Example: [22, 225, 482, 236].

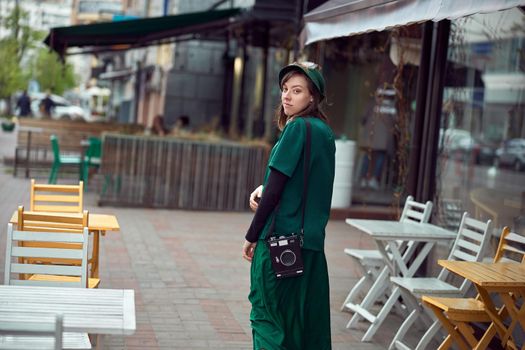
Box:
[342, 195, 433, 311]
[388, 212, 492, 350]
[0, 312, 63, 350]
[4, 223, 92, 349]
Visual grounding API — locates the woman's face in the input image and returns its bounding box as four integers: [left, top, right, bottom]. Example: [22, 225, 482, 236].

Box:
[281, 74, 312, 117]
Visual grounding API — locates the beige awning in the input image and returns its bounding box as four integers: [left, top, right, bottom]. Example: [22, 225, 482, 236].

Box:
[301, 0, 525, 46]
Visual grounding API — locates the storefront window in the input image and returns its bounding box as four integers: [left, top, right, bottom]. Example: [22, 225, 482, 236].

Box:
[435, 7, 525, 236]
[317, 27, 423, 207]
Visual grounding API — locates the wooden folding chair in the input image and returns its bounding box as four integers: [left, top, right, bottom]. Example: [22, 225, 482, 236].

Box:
[342, 195, 433, 311]
[30, 179, 83, 213]
[388, 212, 492, 350]
[14, 206, 100, 289]
[29, 180, 99, 277]
[422, 227, 525, 350]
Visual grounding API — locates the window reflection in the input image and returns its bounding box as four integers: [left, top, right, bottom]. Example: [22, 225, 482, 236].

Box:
[436, 7, 525, 236]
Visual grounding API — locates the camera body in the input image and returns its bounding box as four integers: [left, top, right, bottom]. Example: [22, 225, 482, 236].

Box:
[267, 234, 304, 279]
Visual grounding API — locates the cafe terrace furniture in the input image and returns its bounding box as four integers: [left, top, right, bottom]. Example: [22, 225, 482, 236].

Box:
[341, 195, 433, 311]
[13, 118, 143, 179]
[10, 209, 120, 279]
[49, 135, 83, 184]
[30, 180, 84, 213]
[4, 220, 95, 349]
[82, 137, 101, 191]
[0, 312, 91, 350]
[4, 222, 98, 289]
[422, 227, 525, 350]
[0, 285, 136, 350]
[0, 312, 63, 350]
[345, 218, 457, 341]
[388, 213, 492, 350]
[14, 125, 44, 178]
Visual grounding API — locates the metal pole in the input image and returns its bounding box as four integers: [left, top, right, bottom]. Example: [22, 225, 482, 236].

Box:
[407, 22, 433, 201]
[419, 20, 451, 202]
[258, 22, 269, 138]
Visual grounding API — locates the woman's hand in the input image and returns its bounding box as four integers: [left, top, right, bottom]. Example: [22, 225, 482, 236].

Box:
[249, 185, 263, 211]
[243, 240, 257, 262]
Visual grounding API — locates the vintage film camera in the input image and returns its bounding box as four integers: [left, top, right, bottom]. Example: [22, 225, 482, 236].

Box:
[267, 235, 304, 279]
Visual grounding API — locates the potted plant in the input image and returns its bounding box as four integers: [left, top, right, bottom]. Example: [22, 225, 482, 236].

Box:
[1, 116, 16, 132]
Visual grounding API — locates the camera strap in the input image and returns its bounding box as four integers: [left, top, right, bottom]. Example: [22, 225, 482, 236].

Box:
[268, 118, 312, 243]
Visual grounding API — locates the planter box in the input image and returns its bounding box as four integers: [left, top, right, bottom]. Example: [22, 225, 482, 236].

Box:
[99, 133, 269, 211]
[1, 121, 15, 132]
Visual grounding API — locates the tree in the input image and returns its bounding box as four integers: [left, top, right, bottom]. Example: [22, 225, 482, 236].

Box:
[0, 4, 77, 99]
[33, 48, 77, 96]
[0, 4, 42, 104]
[0, 38, 24, 100]
[2, 4, 44, 62]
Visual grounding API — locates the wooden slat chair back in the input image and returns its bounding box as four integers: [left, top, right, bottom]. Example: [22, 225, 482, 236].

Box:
[0, 311, 91, 350]
[4, 223, 90, 288]
[14, 207, 100, 288]
[422, 227, 525, 350]
[18, 206, 87, 256]
[493, 226, 525, 263]
[399, 195, 433, 223]
[436, 213, 492, 294]
[341, 195, 433, 312]
[388, 213, 492, 350]
[0, 312, 63, 350]
[30, 179, 83, 213]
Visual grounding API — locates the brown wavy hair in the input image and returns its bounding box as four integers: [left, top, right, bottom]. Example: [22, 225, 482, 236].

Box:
[275, 70, 328, 130]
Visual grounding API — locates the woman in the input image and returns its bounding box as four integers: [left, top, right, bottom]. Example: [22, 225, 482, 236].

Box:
[242, 62, 335, 350]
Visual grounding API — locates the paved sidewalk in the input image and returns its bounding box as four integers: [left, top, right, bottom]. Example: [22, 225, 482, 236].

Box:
[0, 129, 429, 349]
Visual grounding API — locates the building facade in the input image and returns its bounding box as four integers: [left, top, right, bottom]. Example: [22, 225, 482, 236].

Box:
[301, 1, 525, 240]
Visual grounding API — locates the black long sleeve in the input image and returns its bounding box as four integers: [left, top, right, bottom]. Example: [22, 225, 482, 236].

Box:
[245, 168, 288, 242]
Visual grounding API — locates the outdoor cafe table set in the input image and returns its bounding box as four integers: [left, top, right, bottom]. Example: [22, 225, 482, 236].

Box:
[345, 218, 457, 341]
[345, 215, 525, 348]
[1, 183, 135, 349]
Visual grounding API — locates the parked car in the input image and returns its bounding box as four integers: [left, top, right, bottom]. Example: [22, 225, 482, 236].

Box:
[30, 93, 87, 121]
[439, 129, 496, 165]
[495, 138, 525, 171]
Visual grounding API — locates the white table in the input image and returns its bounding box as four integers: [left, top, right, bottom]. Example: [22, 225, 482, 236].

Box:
[345, 219, 456, 342]
[0, 285, 135, 349]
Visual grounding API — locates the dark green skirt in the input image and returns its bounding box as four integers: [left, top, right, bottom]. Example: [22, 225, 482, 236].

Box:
[248, 241, 331, 350]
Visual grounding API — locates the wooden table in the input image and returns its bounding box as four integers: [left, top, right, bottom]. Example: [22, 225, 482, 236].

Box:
[345, 219, 457, 341]
[0, 285, 135, 349]
[10, 212, 120, 278]
[438, 260, 525, 349]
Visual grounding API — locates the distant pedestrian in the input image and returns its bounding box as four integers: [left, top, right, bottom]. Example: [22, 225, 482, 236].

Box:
[40, 92, 56, 118]
[174, 115, 190, 131]
[243, 61, 335, 350]
[151, 114, 169, 136]
[16, 90, 31, 117]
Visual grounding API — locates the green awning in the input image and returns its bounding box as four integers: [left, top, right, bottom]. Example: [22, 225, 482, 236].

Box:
[44, 8, 243, 57]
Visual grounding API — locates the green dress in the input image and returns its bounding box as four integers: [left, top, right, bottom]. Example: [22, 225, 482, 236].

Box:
[249, 117, 335, 350]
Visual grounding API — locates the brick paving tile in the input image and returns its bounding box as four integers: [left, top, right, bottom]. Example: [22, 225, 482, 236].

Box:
[0, 130, 437, 349]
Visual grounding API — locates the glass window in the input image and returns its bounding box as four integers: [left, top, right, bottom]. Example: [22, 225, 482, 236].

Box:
[315, 26, 423, 207]
[435, 7, 525, 238]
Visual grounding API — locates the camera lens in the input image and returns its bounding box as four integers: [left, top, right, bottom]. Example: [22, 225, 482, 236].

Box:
[280, 249, 296, 266]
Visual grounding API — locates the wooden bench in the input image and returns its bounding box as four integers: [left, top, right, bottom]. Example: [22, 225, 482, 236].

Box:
[13, 118, 144, 178]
